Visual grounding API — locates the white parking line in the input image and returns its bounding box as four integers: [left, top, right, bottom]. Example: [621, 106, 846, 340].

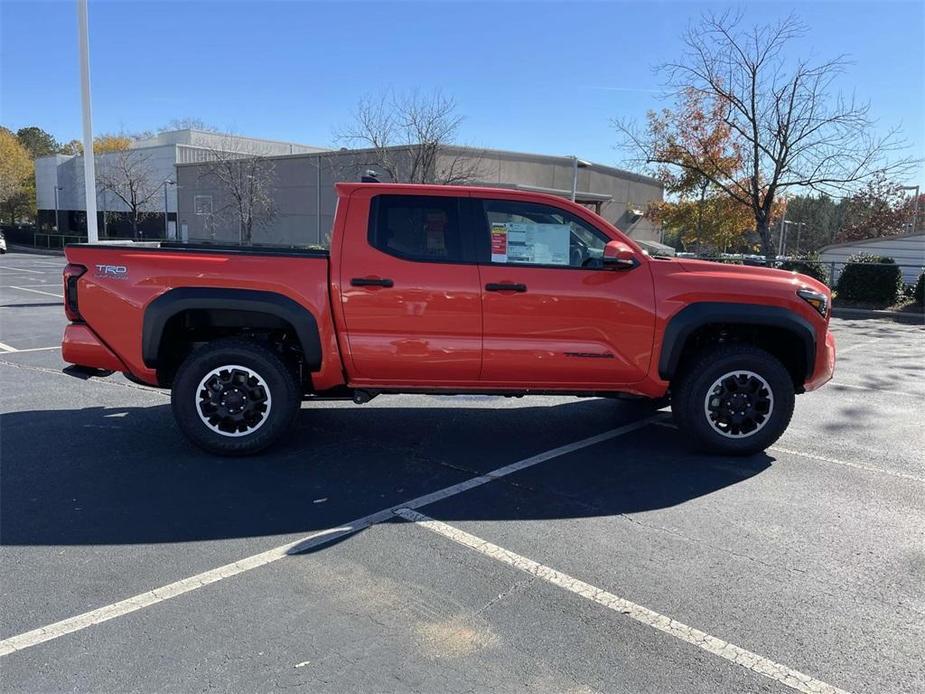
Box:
[0, 266, 44, 274]
[396, 508, 851, 694]
[8, 286, 63, 299]
[651, 420, 923, 482]
[0, 346, 61, 354]
[0, 417, 656, 657]
[0, 283, 55, 288]
[769, 446, 925, 483]
[836, 340, 875, 355]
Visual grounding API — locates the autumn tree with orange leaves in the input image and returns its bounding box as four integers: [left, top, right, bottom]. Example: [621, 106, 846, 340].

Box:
[643, 88, 756, 251]
[615, 11, 913, 259]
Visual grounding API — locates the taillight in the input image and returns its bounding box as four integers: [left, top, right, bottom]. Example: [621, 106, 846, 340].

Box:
[63, 263, 87, 321]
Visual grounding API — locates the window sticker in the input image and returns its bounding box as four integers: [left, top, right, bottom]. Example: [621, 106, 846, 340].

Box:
[490, 223, 509, 262]
[494, 222, 571, 265]
[425, 211, 447, 252]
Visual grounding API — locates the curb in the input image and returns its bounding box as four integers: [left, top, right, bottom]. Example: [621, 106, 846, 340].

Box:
[832, 306, 924, 325]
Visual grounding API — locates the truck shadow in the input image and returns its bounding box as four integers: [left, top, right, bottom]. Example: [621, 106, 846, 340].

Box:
[0, 399, 771, 547]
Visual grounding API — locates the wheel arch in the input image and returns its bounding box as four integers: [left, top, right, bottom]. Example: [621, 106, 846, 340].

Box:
[142, 287, 323, 377]
[659, 302, 816, 388]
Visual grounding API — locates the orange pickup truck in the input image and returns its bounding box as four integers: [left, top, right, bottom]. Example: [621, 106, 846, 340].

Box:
[62, 182, 835, 456]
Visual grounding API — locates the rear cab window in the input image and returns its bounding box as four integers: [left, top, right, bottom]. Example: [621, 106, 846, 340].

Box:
[368, 194, 472, 263]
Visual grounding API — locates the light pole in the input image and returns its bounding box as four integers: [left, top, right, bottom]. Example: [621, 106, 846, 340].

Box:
[780, 220, 802, 257]
[53, 185, 63, 232]
[163, 179, 176, 239]
[793, 221, 806, 255]
[778, 206, 787, 258]
[898, 185, 920, 234]
[77, 0, 98, 243]
[570, 156, 591, 202]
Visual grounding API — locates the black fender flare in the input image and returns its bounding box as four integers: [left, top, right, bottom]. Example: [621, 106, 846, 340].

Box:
[658, 302, 816, 381]
[142, 287, 323, 371]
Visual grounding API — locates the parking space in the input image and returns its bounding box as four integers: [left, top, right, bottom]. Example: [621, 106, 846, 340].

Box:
[1, 251, 923, 693]
[0, 254, 67, 353]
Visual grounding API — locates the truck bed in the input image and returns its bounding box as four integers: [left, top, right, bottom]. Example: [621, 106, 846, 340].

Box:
[63, 242, 344, 390]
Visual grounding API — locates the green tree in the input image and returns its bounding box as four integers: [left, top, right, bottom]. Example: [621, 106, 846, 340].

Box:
[15, 126, 59, 159]
[642, 88, 756, 253]
[783, 193, 848, 252]
[59, 140, 83, 155]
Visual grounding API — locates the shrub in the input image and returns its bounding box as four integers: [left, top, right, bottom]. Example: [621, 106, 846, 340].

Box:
[915, 271, 924, 306]
[778, 254, 830, 286]
[835, 253, 904, 306]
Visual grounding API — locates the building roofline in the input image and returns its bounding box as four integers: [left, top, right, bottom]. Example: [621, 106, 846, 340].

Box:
[469, 180, 613, 202]
[140, 128, 330, 151]
[440, 144, 663, 187]
[819, 232, 925, 252]
[35, 153, 77, 163]
[175, 143, 662, 186]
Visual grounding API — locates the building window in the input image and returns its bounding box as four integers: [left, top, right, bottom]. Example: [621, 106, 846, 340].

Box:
[194, 195, 213, 215]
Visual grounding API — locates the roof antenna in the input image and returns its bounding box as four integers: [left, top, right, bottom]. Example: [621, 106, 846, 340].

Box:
[361, 169, 380, 183]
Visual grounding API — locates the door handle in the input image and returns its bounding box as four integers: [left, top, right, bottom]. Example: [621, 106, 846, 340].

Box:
[485, 282, 527, 293]
[351, 277, 394, 288]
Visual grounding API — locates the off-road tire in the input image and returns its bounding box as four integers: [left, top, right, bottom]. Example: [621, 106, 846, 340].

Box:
[171, 338, 300, 456]
[672, 343, 795, 455]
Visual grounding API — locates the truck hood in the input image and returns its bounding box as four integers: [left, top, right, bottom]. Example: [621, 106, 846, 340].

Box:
[671, 258, 830, 295]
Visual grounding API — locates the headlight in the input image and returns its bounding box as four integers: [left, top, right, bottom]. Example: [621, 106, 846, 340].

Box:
[797, 288, 828, 317]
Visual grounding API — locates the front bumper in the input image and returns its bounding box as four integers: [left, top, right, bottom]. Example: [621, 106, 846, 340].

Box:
[62, 323, 128, 373]
[805, 328, 836, 391]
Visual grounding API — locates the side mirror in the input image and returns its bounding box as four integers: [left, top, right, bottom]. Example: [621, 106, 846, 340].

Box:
[602, 240, 640, 270]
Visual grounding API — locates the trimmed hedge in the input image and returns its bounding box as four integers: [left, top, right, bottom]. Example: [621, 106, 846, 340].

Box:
[915, 271, 924, 306]
[835, 253, 904, 306]
[778, 255, 830, 286]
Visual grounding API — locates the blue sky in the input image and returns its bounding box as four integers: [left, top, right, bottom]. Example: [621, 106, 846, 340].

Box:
[2, 1, 923, 185]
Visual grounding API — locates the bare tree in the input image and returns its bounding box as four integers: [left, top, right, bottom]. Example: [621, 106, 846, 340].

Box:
[199, 140, 277, 245]
[614, 11, 915, 258]
[336, 89, 483, 184]
[96, 147, 162, 239]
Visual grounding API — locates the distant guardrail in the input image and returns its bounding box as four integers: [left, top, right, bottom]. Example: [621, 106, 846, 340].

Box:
[31, 233, 138, 249]
[33, 233, 87, 249]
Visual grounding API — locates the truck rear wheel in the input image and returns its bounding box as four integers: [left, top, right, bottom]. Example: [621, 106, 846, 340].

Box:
[171, 338, 300, 456]
[672, 343, 794, 456]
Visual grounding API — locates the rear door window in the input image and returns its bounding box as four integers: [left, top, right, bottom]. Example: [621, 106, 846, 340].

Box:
[369, 195, 470, 263]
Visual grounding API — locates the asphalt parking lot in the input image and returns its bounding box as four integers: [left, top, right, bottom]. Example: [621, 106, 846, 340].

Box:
[0, 249, 923, 694]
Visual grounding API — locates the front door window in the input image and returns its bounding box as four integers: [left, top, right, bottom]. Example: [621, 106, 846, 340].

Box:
[482, 199, 609, 269]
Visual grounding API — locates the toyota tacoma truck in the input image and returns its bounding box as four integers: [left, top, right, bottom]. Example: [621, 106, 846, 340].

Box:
[61, 182, 836, 456]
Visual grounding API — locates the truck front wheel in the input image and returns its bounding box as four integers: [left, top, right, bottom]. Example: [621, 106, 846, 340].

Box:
[171, 338, 300, 456]
[672, 344, 795, 456]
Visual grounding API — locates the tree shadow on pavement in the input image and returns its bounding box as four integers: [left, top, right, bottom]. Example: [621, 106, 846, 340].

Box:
[0, 399, 771, 547]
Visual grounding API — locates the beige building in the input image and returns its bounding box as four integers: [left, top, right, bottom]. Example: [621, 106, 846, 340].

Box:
[175, 145, 663, 247]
